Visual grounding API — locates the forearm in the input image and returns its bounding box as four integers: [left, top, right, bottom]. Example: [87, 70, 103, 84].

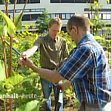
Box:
[30, 63, 64, 83]
[31, 64, 72, 89]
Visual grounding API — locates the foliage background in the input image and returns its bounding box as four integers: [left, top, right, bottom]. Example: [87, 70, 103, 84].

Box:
[0, 0, 111, 110]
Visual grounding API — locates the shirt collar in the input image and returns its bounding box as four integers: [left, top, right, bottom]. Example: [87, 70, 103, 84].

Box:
[47, 34, 58, 42]
[77, 33, 94, 46]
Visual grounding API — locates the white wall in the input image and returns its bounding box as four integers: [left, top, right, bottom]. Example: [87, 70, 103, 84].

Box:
[0, 0, 111, 26]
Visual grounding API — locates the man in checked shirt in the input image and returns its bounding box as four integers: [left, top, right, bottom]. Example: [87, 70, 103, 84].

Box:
[20, 15, 111, 111]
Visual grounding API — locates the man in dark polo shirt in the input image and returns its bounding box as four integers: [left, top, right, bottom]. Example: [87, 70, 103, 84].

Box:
[20, 18, 69, 111]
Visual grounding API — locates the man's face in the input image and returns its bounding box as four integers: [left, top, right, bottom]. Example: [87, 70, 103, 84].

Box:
[49, 23, 61, 39]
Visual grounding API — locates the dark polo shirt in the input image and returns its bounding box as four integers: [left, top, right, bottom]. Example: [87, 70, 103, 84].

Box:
[34, 34, 68, 69]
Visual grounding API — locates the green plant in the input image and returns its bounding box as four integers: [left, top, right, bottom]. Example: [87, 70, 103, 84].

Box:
[36, 9, 51, 33]
[89, 0, 106, 35]
[0, 0, 111, 110]
[0, 1, 44, 110]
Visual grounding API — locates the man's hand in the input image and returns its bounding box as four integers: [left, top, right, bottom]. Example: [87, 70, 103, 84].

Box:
[57, 80, 71, 90]
[18, 53, 27, 66]
[20, 57, 34, 68]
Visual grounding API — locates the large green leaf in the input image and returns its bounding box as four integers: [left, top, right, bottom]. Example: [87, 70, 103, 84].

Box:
[15, 100, 41, 111]
[0, 25, 4, 36]
[14, 11, 23, 30]
[0, 10, 16, 35]
[0, 15, 4, 36]
[0, 60, 6, 81]
[4, 74, 24, 86]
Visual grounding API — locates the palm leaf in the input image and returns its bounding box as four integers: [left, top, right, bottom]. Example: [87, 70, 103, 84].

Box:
[0, 10, 16, 36]
[14, 11, 23, 30]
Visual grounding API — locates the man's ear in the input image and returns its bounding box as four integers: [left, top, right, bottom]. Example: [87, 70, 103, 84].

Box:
[72, 26, 77, 33]
[72, 26, 78, 34]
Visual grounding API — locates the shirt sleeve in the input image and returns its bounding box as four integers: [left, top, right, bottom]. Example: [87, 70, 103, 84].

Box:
[58, 46, 94, 82]
[33, 37, 43, 50]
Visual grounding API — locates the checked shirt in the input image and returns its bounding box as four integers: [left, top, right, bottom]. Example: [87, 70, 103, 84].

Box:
[58, 33, 111, 107]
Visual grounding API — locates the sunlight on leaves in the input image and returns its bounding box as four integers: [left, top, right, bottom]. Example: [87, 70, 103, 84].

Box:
[0, 10, 16, 36]
[0, 60, 6, 81]
[15, 100, 41, 111]
[14, 11, 23, 30]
